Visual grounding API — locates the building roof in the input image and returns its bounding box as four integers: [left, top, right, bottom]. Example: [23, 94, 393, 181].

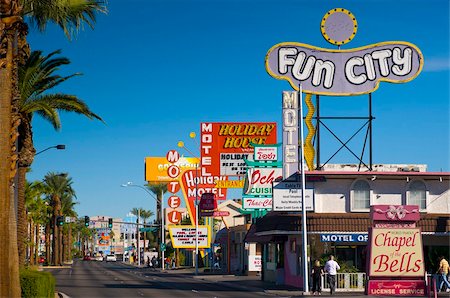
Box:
[250, 212, 450, 239]
[306, 171, 450, 180]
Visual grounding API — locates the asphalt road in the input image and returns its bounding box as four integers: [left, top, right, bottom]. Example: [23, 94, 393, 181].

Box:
[46, 260, 275, 298]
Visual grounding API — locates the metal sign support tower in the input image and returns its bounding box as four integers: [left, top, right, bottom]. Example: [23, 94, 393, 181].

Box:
[313, 93, 374, 171]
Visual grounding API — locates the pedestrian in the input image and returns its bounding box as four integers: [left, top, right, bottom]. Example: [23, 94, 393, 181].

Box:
[165, 257, 171, 269]
[213, 253, 221, 270]
[147, 256, 151, 268]
[311, 259, 324, 295]
[324, 255, 340, 295]
[437, 256, 450, 292]
[151, 256, 157, 270]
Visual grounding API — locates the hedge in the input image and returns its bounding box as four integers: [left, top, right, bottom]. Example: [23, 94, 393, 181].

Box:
[20, 268, 55, 298]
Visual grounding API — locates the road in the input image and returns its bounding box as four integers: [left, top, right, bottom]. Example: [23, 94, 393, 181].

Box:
[46, 260, 274, 298]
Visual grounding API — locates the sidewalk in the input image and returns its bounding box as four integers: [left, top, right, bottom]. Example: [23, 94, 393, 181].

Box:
[132, 264, 450, 298]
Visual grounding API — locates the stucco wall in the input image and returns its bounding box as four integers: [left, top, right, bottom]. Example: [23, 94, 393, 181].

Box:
[307, 177, 449, 214]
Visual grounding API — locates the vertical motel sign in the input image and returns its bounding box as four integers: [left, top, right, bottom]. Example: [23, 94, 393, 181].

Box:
[282, 91, 299, 180]
[166, 150, 182, 224]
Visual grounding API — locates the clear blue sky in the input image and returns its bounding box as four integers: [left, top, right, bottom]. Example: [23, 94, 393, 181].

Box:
[26, 0, 449, 220]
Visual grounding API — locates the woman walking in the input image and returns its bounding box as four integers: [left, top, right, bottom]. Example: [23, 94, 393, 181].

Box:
[312, 259, 324, 295]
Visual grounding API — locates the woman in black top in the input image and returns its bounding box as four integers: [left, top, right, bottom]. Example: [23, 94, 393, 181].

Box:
[312, 259, 324, 295]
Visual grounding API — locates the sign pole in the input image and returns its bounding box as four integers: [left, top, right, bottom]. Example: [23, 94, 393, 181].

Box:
[195, 163, 199, 275]
[161, 189, 165, 271]
[137, 209, 140, 267]
[299, 85, 309, 294]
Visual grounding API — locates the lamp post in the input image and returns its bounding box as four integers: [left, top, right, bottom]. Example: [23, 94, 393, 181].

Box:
[178, 136, 200, 275]
[299, 86, 309, 294]
[137, 209, 140, 266]
[35, 144, 65, 155]
[121, 182, 164, 270]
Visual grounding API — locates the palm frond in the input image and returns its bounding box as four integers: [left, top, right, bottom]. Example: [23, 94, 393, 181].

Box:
[19, 50, 104, 131]
[22, 0, 108, 40]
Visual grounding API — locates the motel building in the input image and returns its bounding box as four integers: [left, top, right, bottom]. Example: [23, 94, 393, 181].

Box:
[245, 164, 450, 290]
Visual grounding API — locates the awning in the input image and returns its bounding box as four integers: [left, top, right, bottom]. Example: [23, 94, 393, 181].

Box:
[253, 212, 450, 236]
[244, 223, 274, 243]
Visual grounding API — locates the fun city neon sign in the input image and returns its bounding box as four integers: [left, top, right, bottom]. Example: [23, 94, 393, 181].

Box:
[265, 8, 424, 96]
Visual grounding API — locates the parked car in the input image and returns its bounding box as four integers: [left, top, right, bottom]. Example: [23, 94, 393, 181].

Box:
[83, 255, 91, 261]
[106, 254, 117, 262]
[95, 255, 104, 261]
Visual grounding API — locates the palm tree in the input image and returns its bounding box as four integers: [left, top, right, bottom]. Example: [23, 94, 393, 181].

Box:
[60, 193, 78, 263]
[42, 172, 75, 265]
[0, 5, 22, 295]
[139, 209, 154, 250]
[72, 217, 94, 257]
[1, 1, 106, 293]
[130, 207, 144, 261]
[24, 180, 48, 265]
[146, 183, 168, 257]
[0, 0, 106, 297]
[16, 49, 103, 266]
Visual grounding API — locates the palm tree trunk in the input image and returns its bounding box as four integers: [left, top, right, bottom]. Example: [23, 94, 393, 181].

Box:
[0, 26, 21, 296]
[29, 218, 35, 265]
[143, 220, 147, 251]
[156, 200, 161, 258]
[45, 223, 51, 263]
[16, 165, 27, 266]
[53, 196, 61, 265]
[52, 215, 57, 264]
[59, 223, 63, 264]
[34, 223, 39, 265]
[61, 227, 66, 263]
[16, 118, 36, 267]
[8, 184, 20, 295]
[68, 224, 72, 262]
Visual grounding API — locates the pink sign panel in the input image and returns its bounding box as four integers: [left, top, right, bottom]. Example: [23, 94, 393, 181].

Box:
[368, 228, 425, 277]
[199, 193, 216, 212]
[367, 280, 426, 296]
[371, 205, 420, 222]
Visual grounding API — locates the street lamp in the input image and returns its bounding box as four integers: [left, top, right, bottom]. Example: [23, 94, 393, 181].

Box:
[178, 136, 200, 275]
[121, 182, 164, 270]
[299, 86, 309, 294]
[35, 144, 65, 155]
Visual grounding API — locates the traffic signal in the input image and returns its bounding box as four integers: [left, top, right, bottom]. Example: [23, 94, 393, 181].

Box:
[84, 216, 90, 227]
[56, 216, 64, 226]
[108, 218, 113, 228]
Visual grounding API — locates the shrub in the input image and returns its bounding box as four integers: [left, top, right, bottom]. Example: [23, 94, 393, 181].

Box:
[20, 268, 55, 298]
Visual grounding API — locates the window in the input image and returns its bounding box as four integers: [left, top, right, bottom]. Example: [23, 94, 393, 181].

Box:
[408, 180, 427, 210]
[351, 180, 371, 211]
[267, 243, 275, 263]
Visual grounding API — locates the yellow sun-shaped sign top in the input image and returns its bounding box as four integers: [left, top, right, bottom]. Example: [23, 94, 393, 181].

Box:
[321, 8, 357, 46]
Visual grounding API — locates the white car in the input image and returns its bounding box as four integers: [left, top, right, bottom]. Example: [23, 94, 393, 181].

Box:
[95, 255, 104, 261]
[106, 254, 117, 262]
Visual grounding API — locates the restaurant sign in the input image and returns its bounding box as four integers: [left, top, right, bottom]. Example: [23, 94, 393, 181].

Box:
[243, 167, 282, 197]
[272, 182, 314, 211]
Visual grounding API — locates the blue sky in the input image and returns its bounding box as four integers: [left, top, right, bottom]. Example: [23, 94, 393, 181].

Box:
[26, 0, 449, 220]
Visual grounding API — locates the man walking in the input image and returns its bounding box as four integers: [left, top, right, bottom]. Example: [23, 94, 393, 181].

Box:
[438, 256, 450, 292]
[324, 255, 340, 295]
